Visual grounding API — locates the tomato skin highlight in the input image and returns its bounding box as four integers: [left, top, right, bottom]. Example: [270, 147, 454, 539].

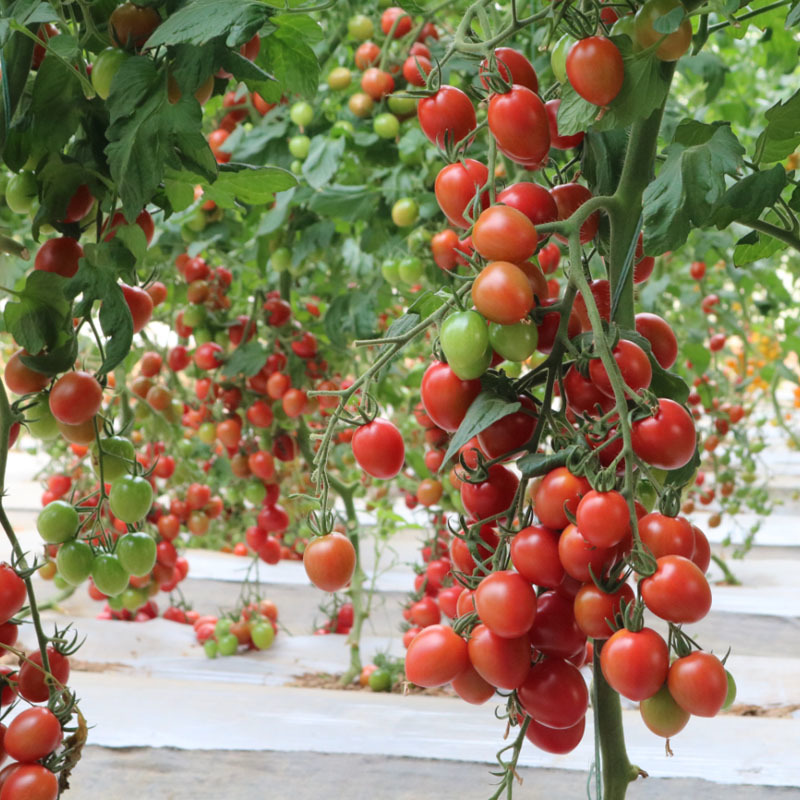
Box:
[668, 651, 728, 717]
[566, 37, 624, 107]
[405, 624, 468, 687]
[474, 570, 537, 639]
[631, 398, 697, 470]
[467, 624, 531, 689]
[472, 261, 534, 325]
[641, 555, 712, 623]
[517, 658, 588, 729]
[600, 627, 669, 701]
[303, 532, 356, 593]
[351, 418, 405, 479]
[487, 85, 550, 168]
[472, 205, 538, 264]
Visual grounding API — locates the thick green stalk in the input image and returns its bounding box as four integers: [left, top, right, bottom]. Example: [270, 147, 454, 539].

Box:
[607, 72, 675, 328]
[594, 644, 643, 800]
[338, 484, 366, 686]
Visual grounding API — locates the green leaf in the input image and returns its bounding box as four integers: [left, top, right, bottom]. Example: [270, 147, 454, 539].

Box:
[441, 392, 522, 469]
[786, 1, 800, 29]
[712, 164, 786, 228]
[733, 229, 784, 266]
[643, 121, 745, 254]
[302, 135, 345, 189]
[323, 291, 376, 347]
[28, 52, 84, 156]
[202, 163, 296, 207]
[256, 187, 295, 236]
[517, 448, 575, 480]
[652, 6, 685, 33]
[557, 38, 671, 136]
[683, 341, 711, 374]
[31, 155, 87, 239]
[144, 0, 271, 48]
[163, 171, 197, 212]
[754, 88, 800, 164]
[406, 290, 445, 318]
[273, 13, 323, 43]
[106, 57, 217, 220]
[261, 22, 319, 99]
[663, 447, 701, 487]
[308, 184, 381, 221]
[3, 270, 72, 357]
[221, 340, 267, 377]
[581, 128, 628, 198]
[678, 53, 728, 105]
[63, 242, 137, 374]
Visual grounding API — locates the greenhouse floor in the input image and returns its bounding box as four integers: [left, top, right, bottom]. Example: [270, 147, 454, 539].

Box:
[5, 450, 800, 799]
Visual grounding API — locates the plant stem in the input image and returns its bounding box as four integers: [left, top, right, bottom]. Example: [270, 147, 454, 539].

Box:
[593, 643, 643, 800]
[0, 382, 55, 694]
[339, 483, 366, 686]
[744, 218, 800, 254]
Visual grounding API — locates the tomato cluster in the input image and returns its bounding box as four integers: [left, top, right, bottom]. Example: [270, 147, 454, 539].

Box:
[189, 599, 278, 659]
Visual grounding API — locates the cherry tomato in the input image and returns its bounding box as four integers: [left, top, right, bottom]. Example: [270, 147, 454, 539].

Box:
[303, 533, 356, 592]
[600, 627, 669, 701]
[631, 398, 696, 470]
[472, 205, 538, 263]
[668, 651, 728, 717]
[417, 86, 476, 147]
[479, 47, 538, 92]
[434, 160, 489, 229]
[420, 362, 481, 432]
[566, 37, 624, 106]
[545, 99, 585, 150]
[472, 261, 534, 325]
[634, 0, 693, 61]
[517, 658, 588, 729]
[641, 555, 712, 623]
[405, 624, 468, 687]
[487, 85, 550, 168]
[474, 570, 537, 639]
[534, 468, 589, 530]
[351, 418, 405, 479]
[467, 624, 531, 689]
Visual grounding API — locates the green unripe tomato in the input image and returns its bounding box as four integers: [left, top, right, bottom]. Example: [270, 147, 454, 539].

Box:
[26, 395, 60, 440]
[244, 480, 267, 506]
[331, 120, 354, 137]
[348, 14, 374, 40]
[225, 485, 243, 505]
[91, 553, 130, 597]
[182, 304, 207, 328]
[184, 207, 207, 233]
[92, 48, 128, 100]
[107, 593, 124, 611]
[387, 95, 417, 116]
[327, 66, 352, 90]
[391, 197, 419, 227]
[56, 540, 94, 585]
[290, 101, 314, 128]
[134, 403, 151, 422]
[198, 421, 217, 445]
[498, 360, 522, 377]
[37, 500, 79, 544]
[381, 259, 401, 284]
[368, 668, 392, 692]
[610, 14, 638, 43]
[5, 171, 38, 214]
[722, 670, 737, 710]
[407, 227, 432, 252]
[634, 0, 693, 61]
[250, 620, 275, 650]
[53, 574, 70, 591]
[116, 532, 157, 577]
[93, 435, 135, 483]
[440, 311, 492, 380]
[373, 112, 400, 139]
[204, 638, 219, 659]
[214, 618, 232, 638]
[270, 246, 292, 272]
[550, 34, 572, 83]
[108, 475, 153, 524]
[397, 256, 423, 284]
[488, 321, 538, 362]
[194, 328, 213, 345]
[217, 632, 239, 656]
[291, 159, 303, 174]
[288, 135, 311, 160]
[121, 586, 148, 611]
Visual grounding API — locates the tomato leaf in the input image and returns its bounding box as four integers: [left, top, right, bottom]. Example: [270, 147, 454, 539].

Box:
[652, 6, 686, 33]
[63, 242, 137, 374]
[260, 20, 320, 99]
[753, 88, 800, 164]
[3, 270, 73, 357]
[517, 448, 576, 480]
[302, 135, 345, 190]
[31, 155, 88, 240]
[144, 0, 271, 48]
[201, 163, 296, 207]
[642, 121, 744, 255]
[220, 340, 267, 378]
[308, 184, 381, 221]
[440, 391, 521, 469]
[323, 291, 377, 347]
[733, 227, 785, 266]
[557, 37, 671, 136]
[106, 57, 218, 221]
[677, 53, 728, 105]
[663, 447, 700, 487]
[712, 164, 786, 228]
[582, 128, 628, 198]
